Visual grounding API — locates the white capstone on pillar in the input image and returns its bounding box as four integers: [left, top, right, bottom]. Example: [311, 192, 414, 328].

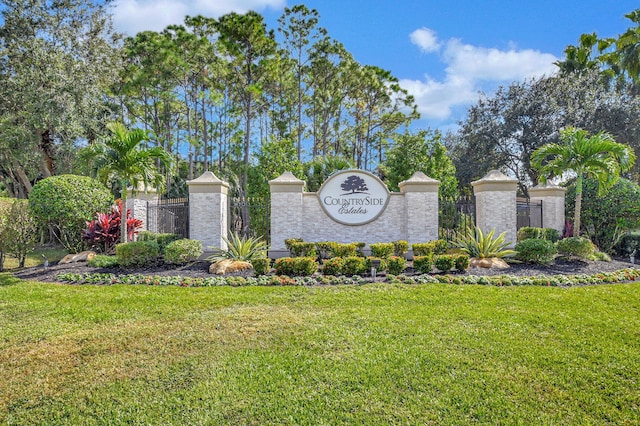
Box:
[187, 171, 229, 251]
[269, 172, 305, 257]
[126, 184, 159, 234]
[529, 184, 566, 234]
[398, 172, 440, 246]
[471, 170, 518, 246]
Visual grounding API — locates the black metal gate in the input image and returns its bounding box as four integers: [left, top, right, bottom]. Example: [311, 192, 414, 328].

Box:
[439, 195, 476, 241]
[147, 198, 189, 238]
[516, 198, 543, 229]
[228, 197, 271, 243]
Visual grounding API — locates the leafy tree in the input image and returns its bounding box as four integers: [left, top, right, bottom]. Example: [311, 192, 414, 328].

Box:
[0, 0, 121, 192]
[29, 175, 113, 252]
[302, 155, 354, 192]
[531, 127, 636, 237]
[565, 178, 640, 253]
[382, 130, 458, 199]
[81, 122, 173, 243]
[248, 137, 303, 200]
[6, 199, 37, 268]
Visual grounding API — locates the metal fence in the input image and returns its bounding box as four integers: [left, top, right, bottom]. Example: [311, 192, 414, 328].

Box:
[147, 198, 189, 238]
[229, 197, 271, 243]
[516, 198, 543, 229]
[439, 195, 476, 241]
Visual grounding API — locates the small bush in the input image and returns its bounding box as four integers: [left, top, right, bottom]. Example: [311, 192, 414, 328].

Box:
[515, 239, 557, 265]
[454, 254, 470, 271]
[556, 237, 595, 259]
[387, 256, 407, 275]
[329, 243, 358, 258]
[592, 251, 612, 262]
[289, 241, 317, 258]
[251, 258, 271, 276]
[369, 242, 394, 259]
[88, 254, 119, 268]
[116, 240, 159, 267]
[322, 257, 345, 276]
[274, 257, 317, 276]
[412, 256, 433, 274]
[393, 240, 409, 257]
[412, 239, 447, 256]
[315, 242, 334, 259]
[137, 231, 182, 254]
[164, 239, 203, 264]
[517, 227, 561, 242]
[434, 255, 455, 272]
[342, 256, 366, 276]
[284, 238, 303, 251]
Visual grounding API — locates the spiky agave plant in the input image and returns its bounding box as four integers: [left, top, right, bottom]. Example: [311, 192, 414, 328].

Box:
[207, 231, 268, 262]
[453, 226, 517, 259]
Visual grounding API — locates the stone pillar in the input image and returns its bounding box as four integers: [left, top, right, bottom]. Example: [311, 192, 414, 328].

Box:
[471, 170, 518, 246]
[187, 171, 229, 251]
[269, 172, 305, 257]
[398, 172, 440, 247]
[529, 184, 566, 234]
[126, 184, 158, 234]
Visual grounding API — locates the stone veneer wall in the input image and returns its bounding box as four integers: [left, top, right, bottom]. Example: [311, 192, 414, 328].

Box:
[471, 170, 518, 246]
[528, 185, 567, 234]
[126, 187, 158, 234]
[269, 171, 439, 257]
[187, 171, 229, 250]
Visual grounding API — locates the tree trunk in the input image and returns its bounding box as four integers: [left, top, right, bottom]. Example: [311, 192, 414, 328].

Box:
[11, 159, 33, 196]
[38, 129, 55, 177]
[574, 175, 583, 237]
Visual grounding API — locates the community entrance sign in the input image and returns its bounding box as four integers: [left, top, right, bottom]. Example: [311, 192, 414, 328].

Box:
[317, 170, 390, 225]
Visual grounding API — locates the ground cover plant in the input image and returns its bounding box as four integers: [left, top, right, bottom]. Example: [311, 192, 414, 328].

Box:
[1, 274, 640, 424]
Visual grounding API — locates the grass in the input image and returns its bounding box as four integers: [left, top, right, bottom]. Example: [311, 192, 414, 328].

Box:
[1, 275, 639, 424]
[2, 245, 68, 270]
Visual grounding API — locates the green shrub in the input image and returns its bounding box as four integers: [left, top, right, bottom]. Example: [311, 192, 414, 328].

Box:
[284, 238, 303, 251]
[274, 257, 317, 276]
[29, 175, 113, 253]
[434, 255, 455, 272]
[116, 240, 159, 267]
[251, 258, 271, 276]
[413, 256, 433, 274]
[208, 231, 268, 262]
[342, 256, 366, 276]
[289, 241, 317, 258]
[591, 251, 612, 262]
[0, 199, 12, 271]
[387, 256, 407, 275]
[517, 227, 560, 242]
[453, 226, 516, 259]
[315, 242, 334, 259]
[3, 199, 37, 268]
[164, 239, 203, 264]
[369, 242, 394, 259]
[322, 257, 345, 276]
[329, 243, 358, 258]
[138, 232, 182, 254]
[515, 239, 557, 265]
[352, 242, 366, 256]
[88, 254, 119, 268]
[393, 240, 409, 257]
[412, 239, 448, 256]
[454, 254, 470, 272]
[556, 237, 595, 259]
[616, 234, 640, 257]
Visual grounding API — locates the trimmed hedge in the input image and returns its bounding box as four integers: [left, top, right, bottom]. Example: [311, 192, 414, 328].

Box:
[515, 239, 556, 265]
[369, 242, 394, 259]
[116, 241, 159, 267]
[412, 240, 447, 256]
[164, 239, 203, 264]
[137, 231, 182, 254]
[517, 227, 560, 242]
[274, 257, 318, 276]
[251, 258, 271, 276]
[556, 237, 595, 260]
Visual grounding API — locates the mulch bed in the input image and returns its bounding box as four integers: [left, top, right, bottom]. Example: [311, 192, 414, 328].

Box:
[10, 257, 639, 284]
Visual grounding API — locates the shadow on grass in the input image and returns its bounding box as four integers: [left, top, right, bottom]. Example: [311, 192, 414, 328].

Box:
[0, 272, 24, 286]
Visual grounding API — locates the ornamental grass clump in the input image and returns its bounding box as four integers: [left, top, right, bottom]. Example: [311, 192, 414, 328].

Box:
[453, 226, 516, 259]
[208, 231, 268, 262]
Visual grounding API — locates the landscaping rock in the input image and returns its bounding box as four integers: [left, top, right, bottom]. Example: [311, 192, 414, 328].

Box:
[59, 251, 97, 264]
[470, 257, 510, 269]
[209, 259, 253, 275]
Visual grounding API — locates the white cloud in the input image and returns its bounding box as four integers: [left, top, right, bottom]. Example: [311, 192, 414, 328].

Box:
[410, 28, 440, 53]
[402, 28, 559, 122]
[111, 0, 285, 35]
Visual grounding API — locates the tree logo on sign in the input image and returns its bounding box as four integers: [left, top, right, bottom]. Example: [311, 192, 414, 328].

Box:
[341, 175, 369, 195]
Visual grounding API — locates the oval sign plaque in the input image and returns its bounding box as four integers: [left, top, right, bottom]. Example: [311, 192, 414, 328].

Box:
[317, 170, 390, 226]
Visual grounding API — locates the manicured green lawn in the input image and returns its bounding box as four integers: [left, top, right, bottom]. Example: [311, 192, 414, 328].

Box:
[1, 274, 639, 425]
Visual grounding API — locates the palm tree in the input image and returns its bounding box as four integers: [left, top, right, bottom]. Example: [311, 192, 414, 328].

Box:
[531, 127, 636, 236]
[82, 122, 173, 243]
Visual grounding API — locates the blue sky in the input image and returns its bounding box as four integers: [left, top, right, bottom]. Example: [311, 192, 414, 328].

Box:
[110, 0, 637, 132]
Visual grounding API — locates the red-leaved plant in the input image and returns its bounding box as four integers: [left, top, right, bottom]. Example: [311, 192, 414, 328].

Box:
[83, 199, 142, 254]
